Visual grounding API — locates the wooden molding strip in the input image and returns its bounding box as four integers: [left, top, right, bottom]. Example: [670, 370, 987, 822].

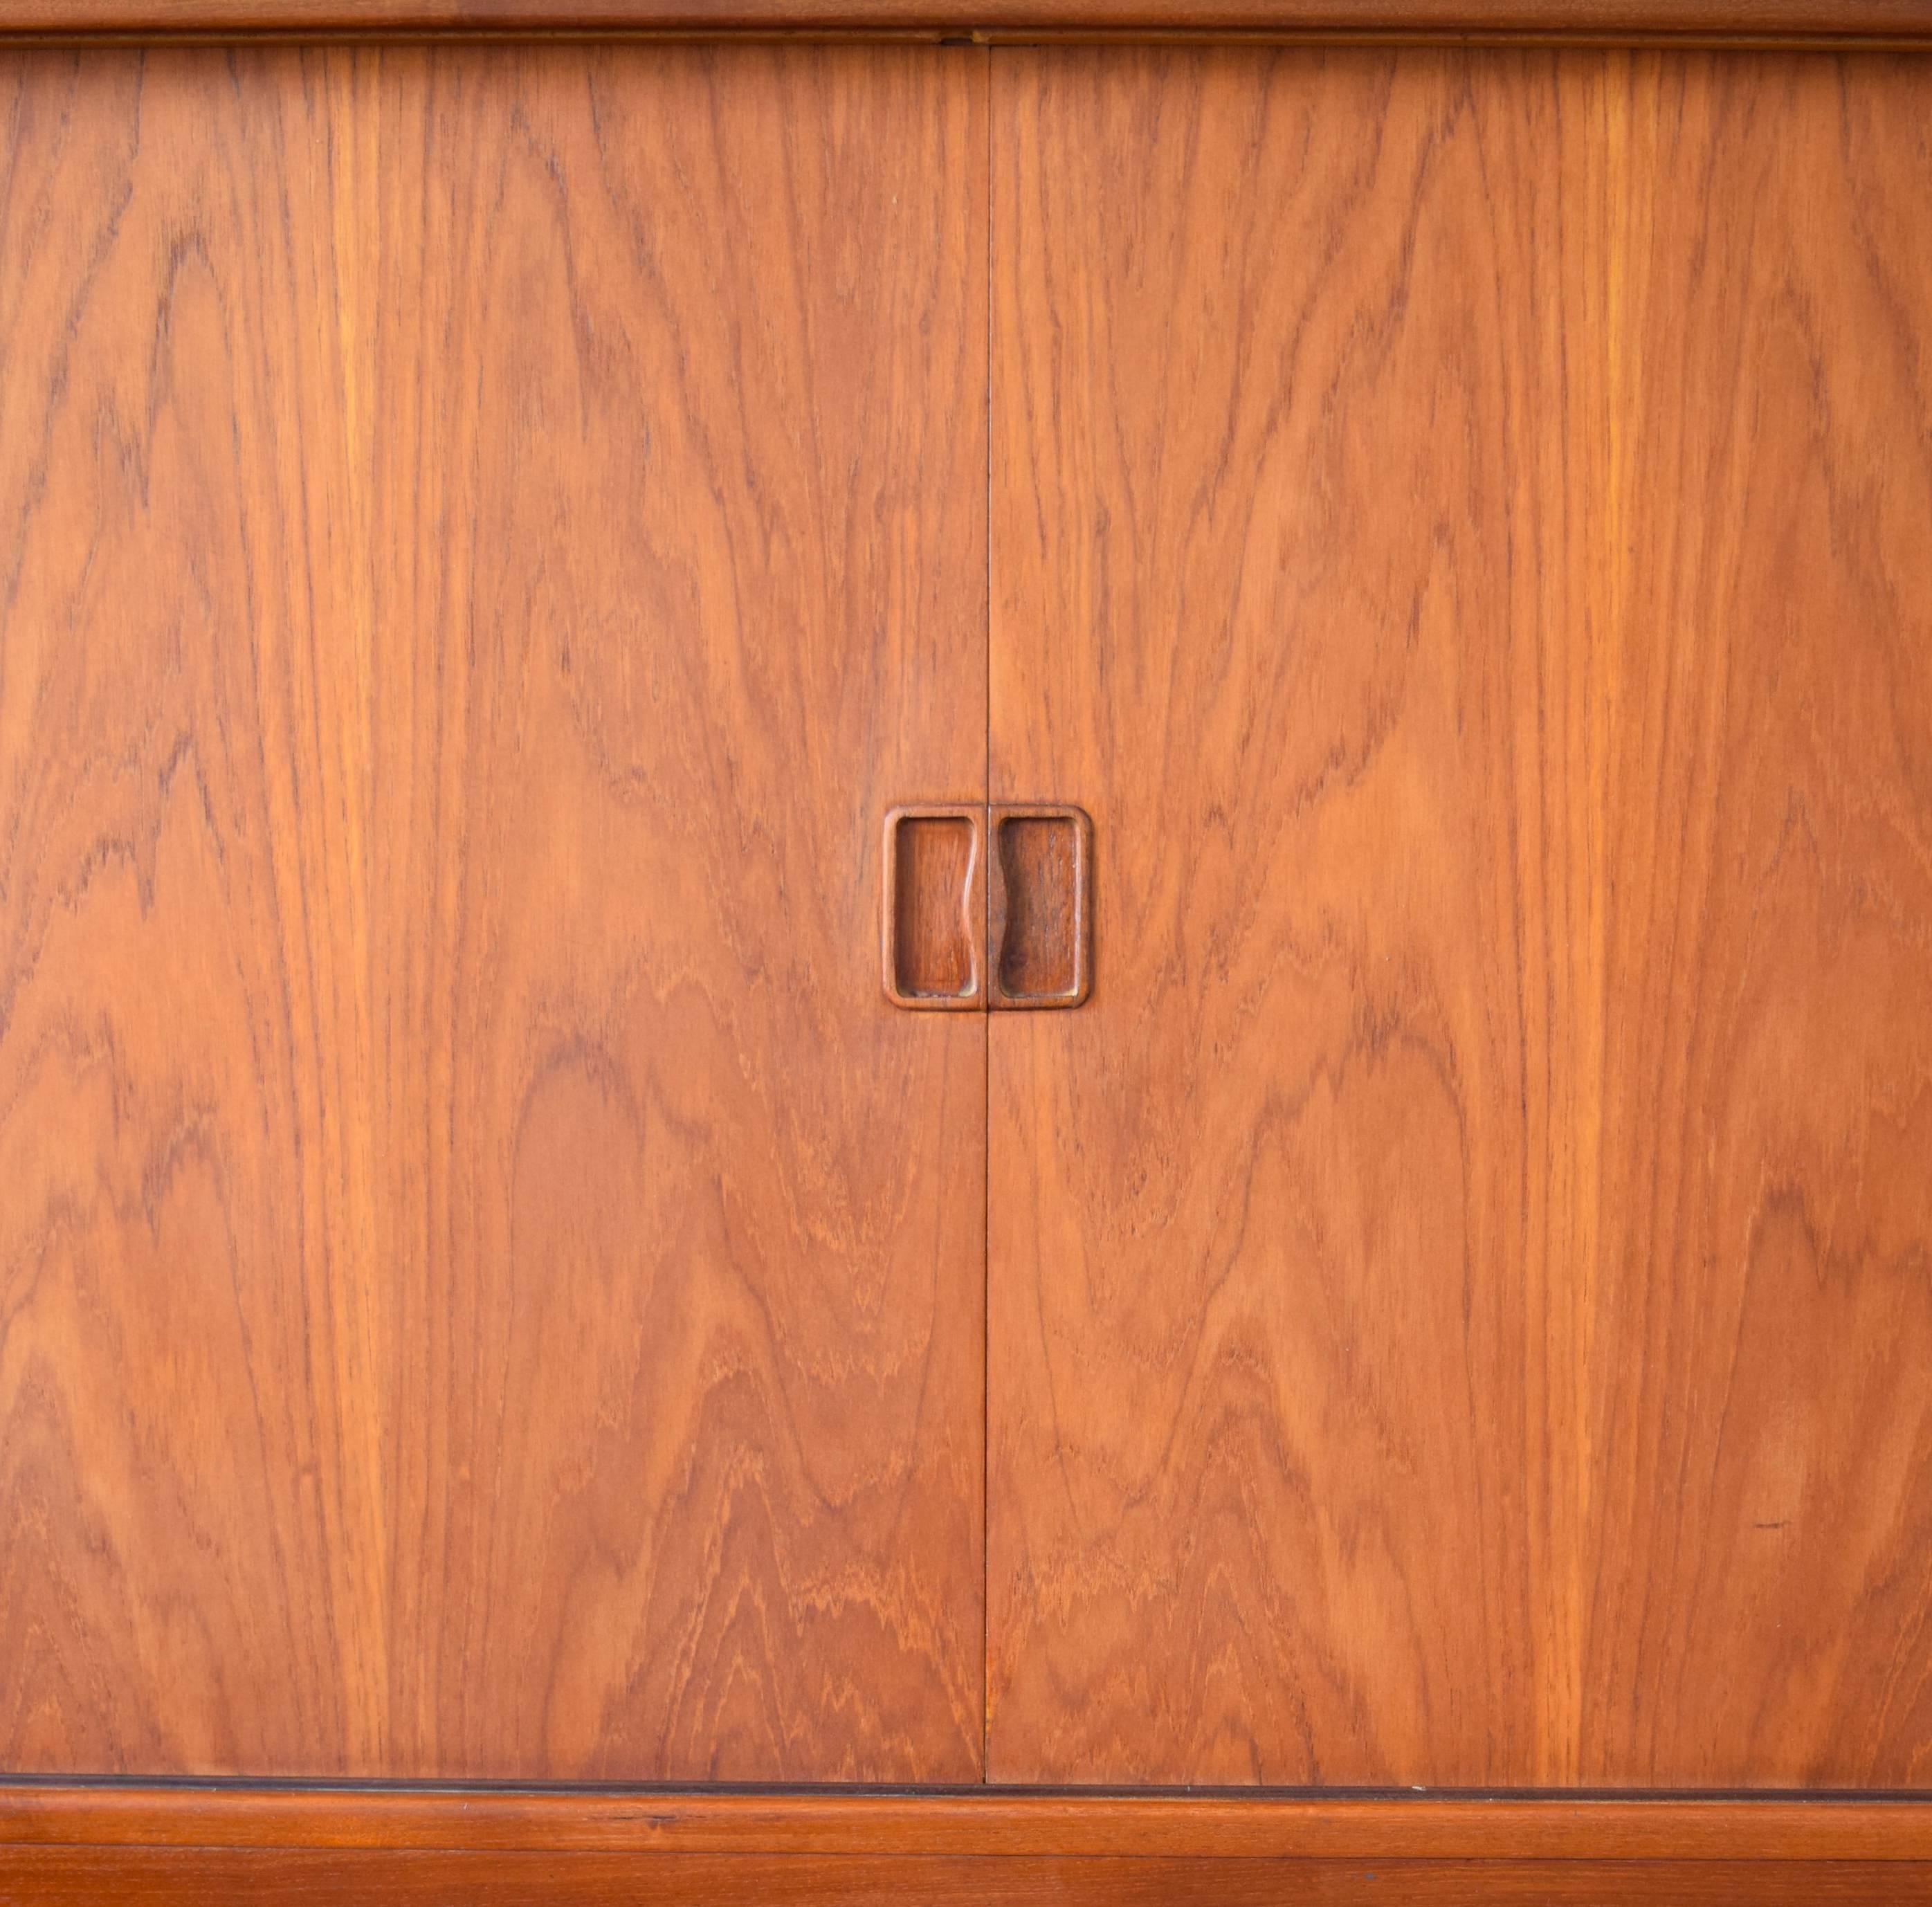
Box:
[3, 1787, 1931, 1859]
[3, 0, 1932, 39]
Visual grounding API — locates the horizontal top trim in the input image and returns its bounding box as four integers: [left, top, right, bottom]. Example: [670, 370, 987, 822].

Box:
[6, 0, 1932, 40]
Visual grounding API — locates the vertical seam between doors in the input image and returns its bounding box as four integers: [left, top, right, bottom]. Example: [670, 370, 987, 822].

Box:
[981, 37, 994, 1789]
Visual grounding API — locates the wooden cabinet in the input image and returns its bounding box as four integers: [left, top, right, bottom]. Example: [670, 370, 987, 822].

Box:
[1, 10, 1930, 1897]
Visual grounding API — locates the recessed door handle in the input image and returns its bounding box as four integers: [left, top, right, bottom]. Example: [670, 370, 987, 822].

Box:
[987, 805, 1092, 1010]
[882, 803, 1091, 1011]
[882, 805, 985, 1010]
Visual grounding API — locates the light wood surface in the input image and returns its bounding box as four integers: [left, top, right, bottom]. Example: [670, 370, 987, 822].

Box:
[364, 42, 989, 1781]
[5, 28, 1929, 1809]
[0, 42, 989, 1780]
[988, 45, 1932, 1787]
[1574, 50, 1932, 1785]
[0, 48, 385, 1776]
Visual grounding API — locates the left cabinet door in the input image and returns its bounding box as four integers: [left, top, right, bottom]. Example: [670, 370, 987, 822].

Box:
[0, 43, 988, 1781]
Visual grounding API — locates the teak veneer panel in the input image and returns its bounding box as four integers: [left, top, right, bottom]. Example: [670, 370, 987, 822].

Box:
[0, 42, 988, 1780]
[361, 43, 989, 1783]
[0, 48, 383, 1778]
[4, 24, 1930, 1815]
[989, 46, 1932, 1787]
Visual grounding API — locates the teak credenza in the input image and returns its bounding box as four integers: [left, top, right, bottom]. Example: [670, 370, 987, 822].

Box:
[1, 3, 1930, 1899]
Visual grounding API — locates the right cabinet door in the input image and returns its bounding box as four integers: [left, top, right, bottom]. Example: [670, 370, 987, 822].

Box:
[987, 46, 1932, 1787]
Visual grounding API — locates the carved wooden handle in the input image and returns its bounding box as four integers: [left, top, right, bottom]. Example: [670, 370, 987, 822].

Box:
[882, 805, 985, 1010]
[884, 803, 1092, 1011]
[987, 805, 1093, 1010]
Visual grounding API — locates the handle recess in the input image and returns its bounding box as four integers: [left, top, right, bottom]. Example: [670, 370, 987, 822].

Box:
[987, 805, 1093, 1010]
[882, 805, 985, 1009]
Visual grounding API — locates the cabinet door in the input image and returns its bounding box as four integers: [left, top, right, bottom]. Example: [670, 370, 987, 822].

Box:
[989, 46, 1932, 1786]
[0, 43, 987, 1780]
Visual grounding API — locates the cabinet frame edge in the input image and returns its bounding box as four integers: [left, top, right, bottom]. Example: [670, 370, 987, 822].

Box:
[3, 1785, 1929, 1858]
[6, 5, 1932, 44]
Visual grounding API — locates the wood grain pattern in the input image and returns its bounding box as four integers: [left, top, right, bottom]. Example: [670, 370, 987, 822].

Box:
[8, 1787, 1932, 1859]
[0, 49, 384, 1776]
[0, 43, 989, 1779]
[1576, 48, 1932, 1787]
[988, 46, 1932, 1787]
[7, 1785, 1930, 1899]
[369, 46, 987, 1780]
[990, 44, 1556, 1786]
[7, 1848, 1932, 1906]
[8, 1, 1932, 49]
